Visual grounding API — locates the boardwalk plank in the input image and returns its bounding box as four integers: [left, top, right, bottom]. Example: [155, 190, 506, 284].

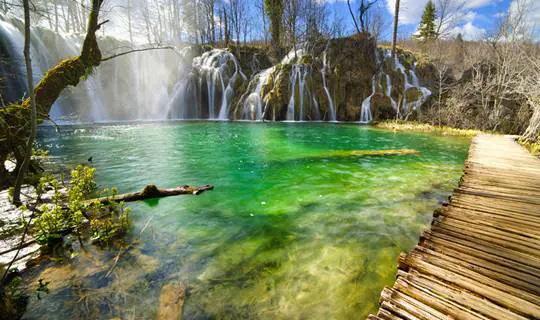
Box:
[369, 135, 540, 320]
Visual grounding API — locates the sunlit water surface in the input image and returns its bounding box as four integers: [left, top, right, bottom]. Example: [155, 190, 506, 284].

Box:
[24, 122, 470, 319]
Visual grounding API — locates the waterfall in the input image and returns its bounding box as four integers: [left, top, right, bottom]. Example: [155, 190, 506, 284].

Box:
[360, 76, 375, 123]
[192, 49, 245, 120]
[242, 67, 273, 121]
[166, 76, 200, 119]
[1, 15, 435, 124]
[287, 64, 311, 121]
[385, 74, 398, 111]
[321, 42, 336, 121]
[0, 16, 183, 122]
[401, 63, 432, 115]
[382, 50, 431, 117]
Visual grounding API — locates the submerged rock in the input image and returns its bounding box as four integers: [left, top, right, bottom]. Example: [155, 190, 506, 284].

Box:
[157, 282, 186, 320]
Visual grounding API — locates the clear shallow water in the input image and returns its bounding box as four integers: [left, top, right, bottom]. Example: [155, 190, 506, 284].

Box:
[25, 122, 470, 319]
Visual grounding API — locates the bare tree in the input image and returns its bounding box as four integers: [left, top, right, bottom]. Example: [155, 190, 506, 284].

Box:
[434, 0, 465, 39]
[347, 0, 378, 34]
[284, 0, 301, 55]
[202, 0, 216, 44]
[366, 1, 387, 40]
[228, 0, 246, 46]
[255, 0, 269, 45]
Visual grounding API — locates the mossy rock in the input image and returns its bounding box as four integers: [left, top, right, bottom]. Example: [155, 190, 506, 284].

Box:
[299, 55, 313, 65]
[372, 94, 397, 120]
[406, 87, 421, 103]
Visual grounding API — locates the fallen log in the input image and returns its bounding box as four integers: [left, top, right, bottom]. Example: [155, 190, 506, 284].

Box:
[86, 184, 214, 205]
[288, 149, 420, 162]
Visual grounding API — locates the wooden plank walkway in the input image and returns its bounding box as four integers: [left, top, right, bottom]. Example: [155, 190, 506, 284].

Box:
[368, 134, 540, 320]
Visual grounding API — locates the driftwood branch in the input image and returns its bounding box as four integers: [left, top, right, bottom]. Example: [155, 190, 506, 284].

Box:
[101, 46, 174, 62]
[87, 184, 214, 205]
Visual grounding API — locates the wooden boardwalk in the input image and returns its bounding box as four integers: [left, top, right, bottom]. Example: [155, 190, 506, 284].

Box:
[369, 135, 540, 320]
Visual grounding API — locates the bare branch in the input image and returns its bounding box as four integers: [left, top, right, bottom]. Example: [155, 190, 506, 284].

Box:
[100, 46, 175, 62]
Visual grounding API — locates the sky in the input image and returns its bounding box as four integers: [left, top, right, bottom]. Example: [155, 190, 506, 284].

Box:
[325, 0, 537, 41]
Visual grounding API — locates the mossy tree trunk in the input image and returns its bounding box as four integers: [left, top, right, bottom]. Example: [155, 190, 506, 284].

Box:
[0, 0, 104, 189]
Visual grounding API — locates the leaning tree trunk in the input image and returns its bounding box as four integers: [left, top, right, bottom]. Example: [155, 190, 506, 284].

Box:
[523, 99, 540, 143]
[0, 0, 104, 188]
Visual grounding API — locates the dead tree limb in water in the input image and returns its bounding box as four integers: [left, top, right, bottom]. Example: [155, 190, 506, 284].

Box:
[88, 184, 214, 205]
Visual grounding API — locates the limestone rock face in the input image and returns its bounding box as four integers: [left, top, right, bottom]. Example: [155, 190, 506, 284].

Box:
[236, 35, 378, 121]
[230, 37, 435, 122]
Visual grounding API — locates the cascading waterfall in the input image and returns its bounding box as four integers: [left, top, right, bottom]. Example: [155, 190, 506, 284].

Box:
[287, 64, 311, 121]
[321, 42, 336, 121]
[242, 67, 273, 121]
[192, 49, 245, 120]
[385, 74, 398, 111]
[409, 63, 432, 110]
[358, 48, 431, 122]
[360, 76, 376, 123]
[400, 62, 431, 115]
[239, 47, 319, 122]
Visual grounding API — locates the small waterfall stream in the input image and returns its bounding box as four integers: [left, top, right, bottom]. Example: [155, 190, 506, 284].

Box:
[321, 42, 336, 121]
[242, 67, 273, 121]
[287, 64, 311, 121]
[360, 77, 375, 123]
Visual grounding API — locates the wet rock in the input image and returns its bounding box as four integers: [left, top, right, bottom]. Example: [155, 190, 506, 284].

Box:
[0, 186, 40, 272]
[157, 282, 186, 320]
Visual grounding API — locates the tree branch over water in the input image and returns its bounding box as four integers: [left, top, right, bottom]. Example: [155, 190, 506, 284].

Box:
[88, 184, 214, 205]
[100, 46, 175, 62]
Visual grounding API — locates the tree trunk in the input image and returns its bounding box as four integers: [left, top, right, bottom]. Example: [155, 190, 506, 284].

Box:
[347, 0, 361, 34]
[88, 184, 214, 205]
[391, 0, 400, 62]
[224, 8, 229, 47]
[12, 0, 37, 205]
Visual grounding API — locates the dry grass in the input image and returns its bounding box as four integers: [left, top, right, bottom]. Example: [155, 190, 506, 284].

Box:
[375, 120, 480, 136]
[517, 137, 540, 157]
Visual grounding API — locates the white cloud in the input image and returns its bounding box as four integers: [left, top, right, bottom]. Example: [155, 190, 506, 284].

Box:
[386, 0, 430, 25]
[462, 11, 478, 22]
[385, 0, 496, 25]
[463, 0, 494, 9]
[449, 21, 487, 40]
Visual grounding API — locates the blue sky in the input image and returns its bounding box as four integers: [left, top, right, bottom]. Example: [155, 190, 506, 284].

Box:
[325, 0, 519, 41]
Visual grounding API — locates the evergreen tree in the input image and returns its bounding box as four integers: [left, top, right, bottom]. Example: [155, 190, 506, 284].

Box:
[415, 1, 437, 41]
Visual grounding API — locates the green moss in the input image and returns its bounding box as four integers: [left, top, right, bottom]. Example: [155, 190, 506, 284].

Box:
[376, 120, 480, 136]
[406, 88, 421, 102]
[298, 55, 313, 65]
[280, 63, 292, 72]
[377, 45, 428, 69]
[518, 137, 540, 156]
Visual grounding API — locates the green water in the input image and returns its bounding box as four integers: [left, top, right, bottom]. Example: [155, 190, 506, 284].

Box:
[25, 122, 469, 319]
